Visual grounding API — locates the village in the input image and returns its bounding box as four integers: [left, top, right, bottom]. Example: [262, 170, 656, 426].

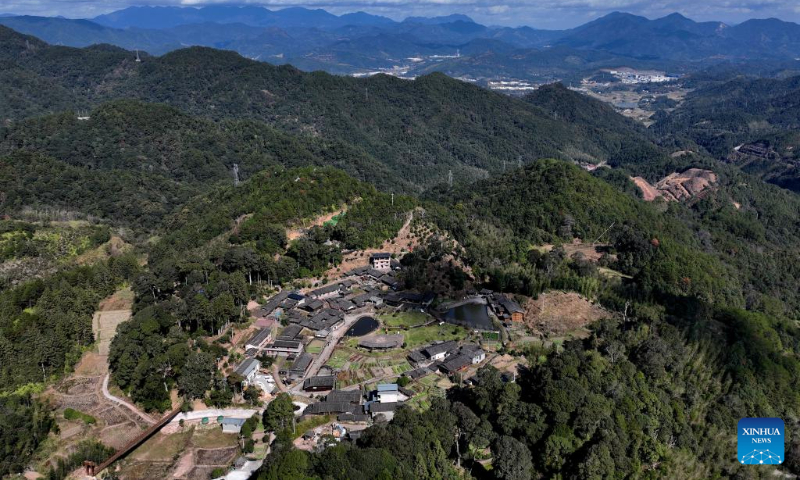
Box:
[142, 244, 539, 479]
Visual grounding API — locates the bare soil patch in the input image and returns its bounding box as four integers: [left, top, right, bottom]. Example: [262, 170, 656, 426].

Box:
[632, 177, 661, 201]
[536, 240, 613, 263]
[524, 291, 611, 336]
[324, 209, 419, 278]
[98, 286, 135, 311]
[76, 236, 133, 266]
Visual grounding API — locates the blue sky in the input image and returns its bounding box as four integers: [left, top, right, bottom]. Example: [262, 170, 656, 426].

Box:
[1, 0, 799, 29]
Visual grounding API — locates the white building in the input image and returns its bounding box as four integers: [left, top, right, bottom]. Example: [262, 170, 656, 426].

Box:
[370, 253, 391, 272]
[376, 383, 400, 403]
[233, 359, 261, 387]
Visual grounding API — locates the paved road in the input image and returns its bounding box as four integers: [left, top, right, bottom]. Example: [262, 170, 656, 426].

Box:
[168, 408, 261, 425]
[290, 308, 372, 393]
[102, 374, 155, 424]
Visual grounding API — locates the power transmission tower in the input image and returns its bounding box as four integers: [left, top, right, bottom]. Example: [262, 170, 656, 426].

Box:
[232, 164, 240, 187]
[447, 170, 453, 188]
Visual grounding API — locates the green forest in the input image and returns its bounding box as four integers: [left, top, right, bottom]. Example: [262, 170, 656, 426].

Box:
[1, 25, 800, 479]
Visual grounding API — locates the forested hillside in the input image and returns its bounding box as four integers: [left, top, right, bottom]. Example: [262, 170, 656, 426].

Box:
[0, 26, 678, 189]
[0, 99, 410, 201]
[253, 160, 800, 479]
[654, 74, 800, 191]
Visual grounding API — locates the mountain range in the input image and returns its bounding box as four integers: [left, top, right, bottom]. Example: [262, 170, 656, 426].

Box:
[1, 7, 800, 83]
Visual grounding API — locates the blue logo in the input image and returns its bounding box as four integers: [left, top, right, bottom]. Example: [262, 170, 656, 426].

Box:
[738, 418, 784, 465]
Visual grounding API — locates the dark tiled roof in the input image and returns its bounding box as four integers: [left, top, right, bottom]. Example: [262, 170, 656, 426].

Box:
[371, 252, 391, 259]
[338, 413, 370, 423]
[305, 402, 360, 415]
[310, 284, 341, 297]
[407, 351, 427, 363]
[327, 390, 363, 404]
[369, 402, 398, 413]
[303, 375, 336, 390]
[441, 354, 472, 373]
[498, 295, 524, 314]
[246, 328, 271, 347]
[268, 340, 302, 349]
[289, 353, 313, 373]
[422, 340, 458, 358]
[260, 290, 289, 316]
[405, 367, 431, 379]
[278, 324, 303, 340]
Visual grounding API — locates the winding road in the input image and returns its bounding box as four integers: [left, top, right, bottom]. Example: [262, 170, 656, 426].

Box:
[102, 374, 155, 424]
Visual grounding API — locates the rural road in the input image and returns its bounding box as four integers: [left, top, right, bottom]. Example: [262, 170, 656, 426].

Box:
[290, 309, 371, 393]
[168, 408, 261, 425]
[102, 374, 155, 424]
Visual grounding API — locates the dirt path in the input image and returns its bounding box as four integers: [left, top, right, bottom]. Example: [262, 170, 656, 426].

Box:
[287, 206, 348, 241]
[102, 374, 155, 424]
[33, 289, 156, 476]
[271, 364, 288, 393]
[322, 210, 417, 278]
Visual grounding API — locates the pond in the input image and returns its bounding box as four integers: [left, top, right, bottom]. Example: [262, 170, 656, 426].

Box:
[345, 316, 379, 337]
[444, 302, 493, 330]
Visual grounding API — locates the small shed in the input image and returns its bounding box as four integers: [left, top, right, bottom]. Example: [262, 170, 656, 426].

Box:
[220, 417, 247, 434]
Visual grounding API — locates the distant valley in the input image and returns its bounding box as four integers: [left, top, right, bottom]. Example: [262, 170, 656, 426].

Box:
[2, 7, 800, 93]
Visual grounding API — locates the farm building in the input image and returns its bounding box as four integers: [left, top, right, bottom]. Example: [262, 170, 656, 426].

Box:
[263, 340, 303, 356]
[220, 417, 247, 434]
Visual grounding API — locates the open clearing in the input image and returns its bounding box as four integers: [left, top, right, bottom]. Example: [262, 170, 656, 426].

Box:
[533, 240, 614, 262]
[380, 311, 430, 328]
[118, 425, 239, 479]
[34, 289, 152, 475]
[524, 291, 611, 336]
[93, 309, 131, 357]
[287, 205, 350, 241]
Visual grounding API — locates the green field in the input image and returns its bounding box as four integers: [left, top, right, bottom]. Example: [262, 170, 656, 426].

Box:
[63, 408, 96, 425]
[326, 349, 351, 369]
[306, 339, 324, 354]
[402, 324, 468, 349]
[380, 311, 431, 328]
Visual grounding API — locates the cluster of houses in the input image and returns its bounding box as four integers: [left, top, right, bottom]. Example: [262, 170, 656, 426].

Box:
[406, 340, 486, 377]
[302, 382, 412, 423]
[249, 253, 402, 344]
